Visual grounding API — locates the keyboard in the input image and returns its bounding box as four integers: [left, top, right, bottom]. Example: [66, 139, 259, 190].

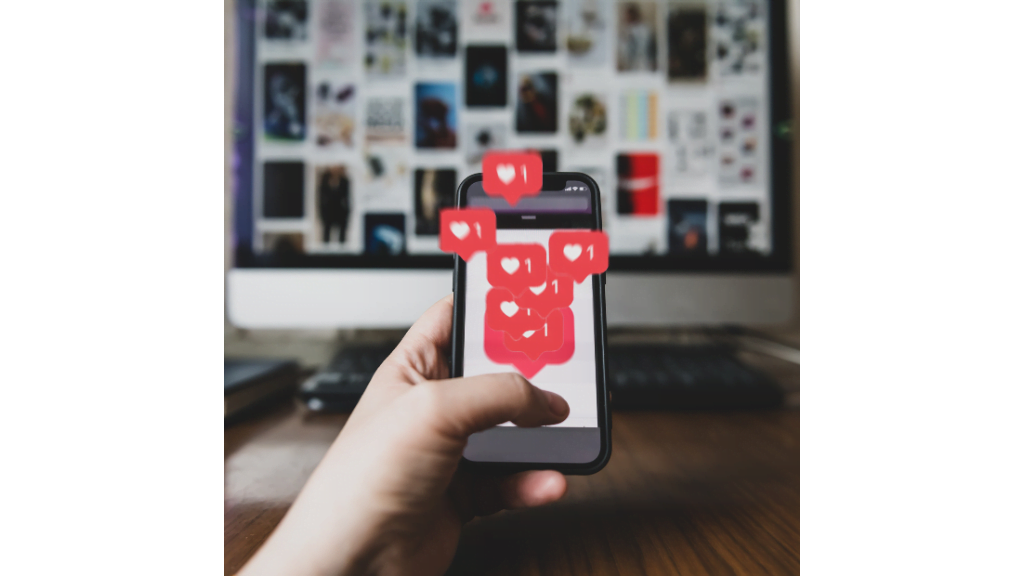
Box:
[605, 345, 783, 409]
[300, 345, 396, 411]
[300, 343, 783, 412]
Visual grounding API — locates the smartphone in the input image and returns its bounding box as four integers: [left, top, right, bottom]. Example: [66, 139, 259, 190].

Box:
[450, 172, 611, 475]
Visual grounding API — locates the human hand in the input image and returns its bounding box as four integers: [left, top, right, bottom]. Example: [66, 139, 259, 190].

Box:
[239, 294, 571, 576]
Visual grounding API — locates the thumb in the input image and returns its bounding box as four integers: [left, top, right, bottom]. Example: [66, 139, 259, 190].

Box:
[419, 373, 570, 439]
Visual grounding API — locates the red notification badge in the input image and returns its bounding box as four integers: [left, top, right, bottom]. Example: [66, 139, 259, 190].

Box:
[482, 151, 543, 206]
[485, 287, 545, 337]
[502, 308, 564, 360]
[548, 230, 609, 284]
[516, 266, 574, 318]
[439, 208, 496, 261]
[484, 308, 576, 379]
[486, 243, 547, 296]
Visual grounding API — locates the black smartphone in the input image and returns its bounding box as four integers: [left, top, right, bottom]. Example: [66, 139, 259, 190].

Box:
[451, 172, 611, 475]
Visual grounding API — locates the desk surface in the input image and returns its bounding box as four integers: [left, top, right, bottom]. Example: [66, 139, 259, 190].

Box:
[225, 349, 799, 575]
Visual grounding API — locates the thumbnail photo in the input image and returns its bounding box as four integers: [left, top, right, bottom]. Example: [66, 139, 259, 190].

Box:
[316, 0, 357, 66]
[535, 149, 559, 172]
[313, 81, 356, 148]
[415, 82, 458, 149]
[365, 1, 408, 77]
[265, 0, 308, 41]
[262, 161, 305, 218]
[263, 64, 306, 141]
[362, 149, 409, 196]
[364, 213, 406, 255]
[516, 1, 557, 53]
[315, 165, 352, 245]
[465, 123, 508, 165]
[718, 98, 759, 186]
[667, 108, 715, 176]
[565, 0, 609, 66]
[414, 168, 457, 236]
[615, 153, 659, 216]
[262, 232, 306, 256]
[718, 201, 767, 254]
[415, 0, 458, 57]
[667, 3, 708, 83]
[667, 200, 708, 255]
[620, 91, 658, 141]
[616, 1, 658, 72]
[462, 0, 508, 34]
[568, 92, 608, 146]
[712, 1, 764, 77]
[516, 72, 558, 133]
[365, 96, 406, 144]
[464, 45, 508, 108]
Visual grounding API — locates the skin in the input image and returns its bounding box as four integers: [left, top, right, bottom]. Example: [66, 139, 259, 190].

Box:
[240, 294, 571, 576]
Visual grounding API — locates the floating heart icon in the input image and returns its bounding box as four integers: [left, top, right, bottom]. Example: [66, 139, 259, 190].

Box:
[549, 231, 609, 284]
[482, 152, 543, 206]
[503, 309, 565, 360]
[517, 265, 574, 318]
[496, 164, 516, 185]
[500, 257, 520, 274]
[439, 208, 496, 262]
[563, 244, 583, 262]
[487, 243, 547, 296]
[500, 301, 519, 317]
[484, 308, 576, 379]
[485, 287, 544, 337]
[450, 221, 470, 240]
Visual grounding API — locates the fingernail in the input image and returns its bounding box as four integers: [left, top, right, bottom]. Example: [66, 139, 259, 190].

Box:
[543, 390, 570, 417]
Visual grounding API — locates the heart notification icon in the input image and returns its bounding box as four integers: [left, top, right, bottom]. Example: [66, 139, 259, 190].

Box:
[483, 308, 576, 379]
[485, 287, 545, 338]
[548, 230, 609, 284]
[502, 307, 565, 361]
[482, 151, 543, 206]
[516, 266, 574, 318]
[486, 243, 547, 296]
[439, 208, 496, 261]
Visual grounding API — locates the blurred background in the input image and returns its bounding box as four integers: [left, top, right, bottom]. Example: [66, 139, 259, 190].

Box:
[222, 2, 983, 569]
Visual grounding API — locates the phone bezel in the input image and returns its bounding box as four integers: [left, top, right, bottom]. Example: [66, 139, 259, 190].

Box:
[450, 172, 612, 475]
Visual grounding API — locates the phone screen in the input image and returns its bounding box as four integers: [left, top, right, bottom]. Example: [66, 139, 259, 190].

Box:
[455, 175, 607, 467]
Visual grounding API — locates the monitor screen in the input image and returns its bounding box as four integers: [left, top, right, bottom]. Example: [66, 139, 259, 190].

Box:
[233, 0, 791, 272]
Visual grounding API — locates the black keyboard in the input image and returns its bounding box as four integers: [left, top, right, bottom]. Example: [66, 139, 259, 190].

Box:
[300, 345, 396, 411]
[300, 343, 783, 412]
[606, 345, 783, 409]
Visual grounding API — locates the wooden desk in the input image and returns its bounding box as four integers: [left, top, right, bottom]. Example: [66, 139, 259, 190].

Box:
[225, 351, 799, 575]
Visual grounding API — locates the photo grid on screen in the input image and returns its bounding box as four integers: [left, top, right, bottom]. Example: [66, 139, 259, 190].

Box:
[251, 0, 773, 257]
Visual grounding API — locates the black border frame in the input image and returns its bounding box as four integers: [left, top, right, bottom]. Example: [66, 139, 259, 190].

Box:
[451, 173, 612, 475]
[232, 0, 792, 274]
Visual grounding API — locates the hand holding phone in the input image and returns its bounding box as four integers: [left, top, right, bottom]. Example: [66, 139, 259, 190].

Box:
[239, 295, 573, 576]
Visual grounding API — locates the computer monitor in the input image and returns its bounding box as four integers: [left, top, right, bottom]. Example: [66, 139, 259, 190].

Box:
[228, 0, 793, 328]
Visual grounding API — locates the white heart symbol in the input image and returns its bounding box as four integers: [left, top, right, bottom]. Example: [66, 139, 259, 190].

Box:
[501, 257, 520, 274]
[450, 221, 470, 240]
[563, 244, 583, 262]
[496, 164, 516, 185]
[500, 301, 519, 317]
[521, 330, 536, 338]
[529, 282, 546, 295]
